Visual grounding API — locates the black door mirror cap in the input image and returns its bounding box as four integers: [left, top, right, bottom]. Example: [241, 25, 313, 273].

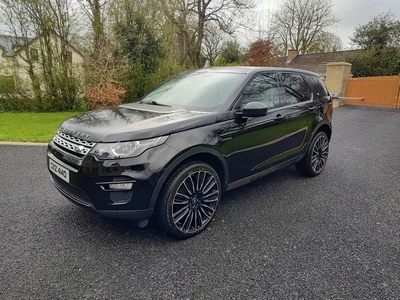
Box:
[239, 102, 268, 117]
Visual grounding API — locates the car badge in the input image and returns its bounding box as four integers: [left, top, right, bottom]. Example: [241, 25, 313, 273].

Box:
[75, 146, 86, 153]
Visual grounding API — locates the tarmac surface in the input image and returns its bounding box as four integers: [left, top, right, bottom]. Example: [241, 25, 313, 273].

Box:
[1, 106, 400, 299]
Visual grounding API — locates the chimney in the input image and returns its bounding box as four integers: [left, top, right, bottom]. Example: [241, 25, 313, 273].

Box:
[287, 49, 298, 63]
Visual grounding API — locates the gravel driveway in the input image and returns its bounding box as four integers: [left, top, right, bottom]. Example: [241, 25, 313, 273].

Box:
[1, 106, 399, 299]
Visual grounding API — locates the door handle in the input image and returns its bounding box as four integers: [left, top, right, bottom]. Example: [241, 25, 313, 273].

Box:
[308, 106, 317, 111]
[274, 114, 284, 122]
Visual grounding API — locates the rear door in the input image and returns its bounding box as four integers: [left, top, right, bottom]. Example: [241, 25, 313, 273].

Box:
[278, 72, 319, 158]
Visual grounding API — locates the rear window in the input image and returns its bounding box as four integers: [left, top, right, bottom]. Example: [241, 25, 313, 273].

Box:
[279, 73, 312, 105]
[307, 76, 329, 98]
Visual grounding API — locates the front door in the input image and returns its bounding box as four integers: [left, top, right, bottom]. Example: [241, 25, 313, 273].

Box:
[229, 72, 288, 183]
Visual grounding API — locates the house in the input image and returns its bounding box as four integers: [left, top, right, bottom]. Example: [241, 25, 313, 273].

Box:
[277, 49, 363, 77]
[0, 36, 28, 91]
[0, 33, 84, 94]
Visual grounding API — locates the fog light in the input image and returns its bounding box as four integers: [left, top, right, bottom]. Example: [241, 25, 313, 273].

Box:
[110, 190, 133, 204]
[109, 183, 133, 190]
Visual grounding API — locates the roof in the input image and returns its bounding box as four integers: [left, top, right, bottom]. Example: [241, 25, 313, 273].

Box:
[0, 33, 84, 58]
[0, 35, 33, 56]
[277, 50, 363, 75]
[203, 66, 321, 77]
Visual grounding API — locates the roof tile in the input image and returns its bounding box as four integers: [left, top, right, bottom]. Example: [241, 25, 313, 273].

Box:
[277, 50, 363, 75]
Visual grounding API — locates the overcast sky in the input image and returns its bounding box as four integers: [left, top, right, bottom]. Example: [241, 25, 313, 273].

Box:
[257, 0, 400, 49]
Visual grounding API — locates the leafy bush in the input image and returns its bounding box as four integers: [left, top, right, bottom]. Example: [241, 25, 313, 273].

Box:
[72, 98, 91, 112]
[0, 76, 16, 94]
[0, 96, 34, 112]
[214, 41, 247, 66]
[246, 40, 281, 67]
[84, 82, 126, 109]
[346, 11, 400, 77]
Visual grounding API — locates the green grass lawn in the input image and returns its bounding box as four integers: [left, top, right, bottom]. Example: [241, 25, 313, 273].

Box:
[0, 112, 82, 143]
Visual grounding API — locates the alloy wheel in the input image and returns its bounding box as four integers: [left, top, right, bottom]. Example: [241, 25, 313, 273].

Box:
[171, 170, 220, 234]
[311, 135, 329, 174]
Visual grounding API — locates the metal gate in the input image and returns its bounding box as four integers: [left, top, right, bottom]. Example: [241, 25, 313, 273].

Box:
[345, 76, 400, 109]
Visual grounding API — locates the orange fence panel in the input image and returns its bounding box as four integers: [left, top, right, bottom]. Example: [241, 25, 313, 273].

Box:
[345, 76, 400, 109]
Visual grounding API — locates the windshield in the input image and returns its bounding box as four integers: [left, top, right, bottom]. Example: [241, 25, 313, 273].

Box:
[139, 71, 245, 111]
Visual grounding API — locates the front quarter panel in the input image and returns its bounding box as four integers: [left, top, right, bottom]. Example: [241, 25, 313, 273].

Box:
[148, 119, 234, 209]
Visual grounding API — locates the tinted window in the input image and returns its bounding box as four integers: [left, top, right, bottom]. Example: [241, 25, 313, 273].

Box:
[280, 73, 311, 105]
[242, 73, 280, 108]
[307, 76, 329, 97]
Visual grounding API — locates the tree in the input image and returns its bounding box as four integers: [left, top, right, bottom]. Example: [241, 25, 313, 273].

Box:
[118, 15, 164, 73]
[350, 11, 400, 49]
[246, 39, 281, 67]
[1, 0, 286, 110]
[214, 40, 245, 66]
[161, 0, 255, 68]
[107, 1, 167, 101]
[346, 11, 400, 77]
[202, 24, 224, 66]
[77, 0, 109, 60]
[309, 32, 343, 53]
[271, 0, 338, 54]
[346, 47, 400, 77]
[83, 37, 129, 109]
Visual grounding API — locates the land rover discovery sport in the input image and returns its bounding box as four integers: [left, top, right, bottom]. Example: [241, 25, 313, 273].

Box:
[47, 67, 333, 238]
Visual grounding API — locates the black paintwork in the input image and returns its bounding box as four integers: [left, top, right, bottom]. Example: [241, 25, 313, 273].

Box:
[47, 67, 332, 222]
[61, 103, 218, 142]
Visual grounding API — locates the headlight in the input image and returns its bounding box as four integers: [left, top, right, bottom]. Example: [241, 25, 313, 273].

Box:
[91, 136, 169, 159]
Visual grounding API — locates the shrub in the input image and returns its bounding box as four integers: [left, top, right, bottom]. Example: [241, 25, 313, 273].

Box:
[0, 76, 16, 94]
[0, 89, 41, 112]
[84, 82, 126, 109]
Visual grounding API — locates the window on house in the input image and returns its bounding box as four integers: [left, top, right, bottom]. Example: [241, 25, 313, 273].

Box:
[30, 48, 39, 61]
[66, 51, 72, 63]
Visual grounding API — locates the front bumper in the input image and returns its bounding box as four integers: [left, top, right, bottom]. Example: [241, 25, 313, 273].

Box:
[47, 141, 178, 221]
[49, 172, 154, 220]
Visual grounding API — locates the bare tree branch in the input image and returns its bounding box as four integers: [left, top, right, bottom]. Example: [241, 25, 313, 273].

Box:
[271, 0, 338, 54]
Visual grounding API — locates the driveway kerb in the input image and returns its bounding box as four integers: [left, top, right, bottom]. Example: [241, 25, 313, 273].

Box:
[0, 141, 48, 146]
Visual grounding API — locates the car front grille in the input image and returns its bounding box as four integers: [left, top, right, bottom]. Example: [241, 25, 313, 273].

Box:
[52, 130, 96, 158]
[51, 175, 92, 207]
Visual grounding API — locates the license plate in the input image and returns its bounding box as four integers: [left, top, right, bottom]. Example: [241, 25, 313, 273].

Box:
[49, 159, 70, 183]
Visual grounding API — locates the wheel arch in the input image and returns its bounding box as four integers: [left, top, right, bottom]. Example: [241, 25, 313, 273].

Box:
[149, 146, 229, 209]
[314, 122, 332, 141]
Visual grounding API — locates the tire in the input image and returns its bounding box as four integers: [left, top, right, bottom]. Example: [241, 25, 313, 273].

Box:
[296, 131, 329, 177]
[154, 161, 221, 239]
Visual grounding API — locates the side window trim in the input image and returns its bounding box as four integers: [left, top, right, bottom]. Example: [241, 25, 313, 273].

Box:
[300, 74, 313, 102]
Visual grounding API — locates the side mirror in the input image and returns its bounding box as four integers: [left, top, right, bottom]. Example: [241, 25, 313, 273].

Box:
[238, 102, 268, 117]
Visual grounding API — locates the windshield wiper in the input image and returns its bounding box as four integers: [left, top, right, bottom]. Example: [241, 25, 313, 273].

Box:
[139, 100, 171, 107]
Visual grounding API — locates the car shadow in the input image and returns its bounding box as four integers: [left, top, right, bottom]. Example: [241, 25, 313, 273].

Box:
[55, 165, 309, 245]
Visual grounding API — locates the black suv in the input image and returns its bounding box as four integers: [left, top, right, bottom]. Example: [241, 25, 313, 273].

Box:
[47, 67, 332, 238]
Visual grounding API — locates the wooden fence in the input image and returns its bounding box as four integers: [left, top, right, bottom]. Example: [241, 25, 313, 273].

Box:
[345, 76, 400, 109]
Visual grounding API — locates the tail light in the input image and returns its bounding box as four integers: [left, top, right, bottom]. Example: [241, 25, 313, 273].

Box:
[326, 102, 333, 122]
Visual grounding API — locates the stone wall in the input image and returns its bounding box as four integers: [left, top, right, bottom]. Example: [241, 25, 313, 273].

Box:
[325, 62, 352, 107]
